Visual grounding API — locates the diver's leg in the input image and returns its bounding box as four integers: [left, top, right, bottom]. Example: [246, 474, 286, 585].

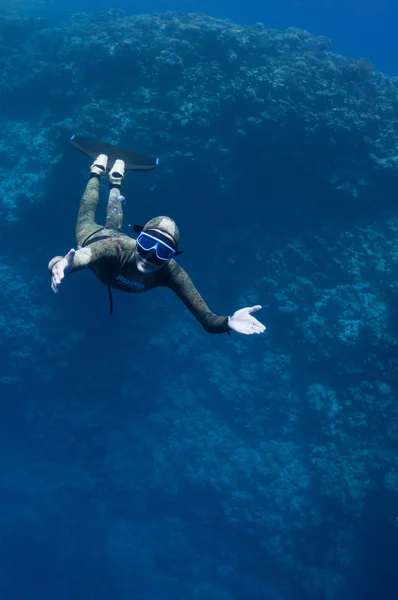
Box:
[75, 155, 108, 246]
[105, 186, 124, 231]
[105, 159, 126, 230]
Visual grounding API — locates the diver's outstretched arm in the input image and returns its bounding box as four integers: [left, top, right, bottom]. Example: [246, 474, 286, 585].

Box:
[163, 262, 266, 335]
[50, 249, 76, 293]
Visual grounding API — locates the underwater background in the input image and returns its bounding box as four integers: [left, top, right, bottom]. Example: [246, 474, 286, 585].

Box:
[1, 1, 398, 599]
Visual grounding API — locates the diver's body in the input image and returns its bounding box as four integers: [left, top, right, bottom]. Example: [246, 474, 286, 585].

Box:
[49, 152, 265, 336]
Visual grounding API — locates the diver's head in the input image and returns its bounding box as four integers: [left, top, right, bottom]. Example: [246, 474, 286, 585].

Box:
[135, 216, 181, 274]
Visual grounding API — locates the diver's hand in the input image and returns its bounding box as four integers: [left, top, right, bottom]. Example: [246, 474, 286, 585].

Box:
[51, 249, 76, 293]
[228, 305, 266, 335]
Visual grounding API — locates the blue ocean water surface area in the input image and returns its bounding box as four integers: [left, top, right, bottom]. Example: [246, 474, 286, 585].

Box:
[1, 1, 398, 599]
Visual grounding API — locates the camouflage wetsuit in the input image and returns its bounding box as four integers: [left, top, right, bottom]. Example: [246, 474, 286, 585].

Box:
[48, 176, 230, 334]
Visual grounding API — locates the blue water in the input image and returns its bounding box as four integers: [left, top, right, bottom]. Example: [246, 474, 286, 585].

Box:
[1, 1, 398, 600]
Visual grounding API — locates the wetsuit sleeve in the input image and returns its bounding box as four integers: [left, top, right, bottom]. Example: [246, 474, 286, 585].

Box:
[47, 240, 119, 274]
[161, 261, 230, 334]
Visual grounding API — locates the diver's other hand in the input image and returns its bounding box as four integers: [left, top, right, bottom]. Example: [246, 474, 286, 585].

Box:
[51, 249, 76, 293]
[228, 305, 266, 335]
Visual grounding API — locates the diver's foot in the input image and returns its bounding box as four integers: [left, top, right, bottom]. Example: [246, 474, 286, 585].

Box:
[91, 154, 108, 176]
[109, 159, 125, 185]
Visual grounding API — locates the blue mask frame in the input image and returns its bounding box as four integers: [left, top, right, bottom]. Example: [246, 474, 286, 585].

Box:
[136, 232, 176, 261]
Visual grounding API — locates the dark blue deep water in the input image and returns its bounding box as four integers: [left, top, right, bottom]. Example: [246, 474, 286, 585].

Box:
[1, 1, 398, 599]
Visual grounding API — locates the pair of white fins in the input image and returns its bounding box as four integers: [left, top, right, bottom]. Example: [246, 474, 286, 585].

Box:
[70, 134, 159, 171]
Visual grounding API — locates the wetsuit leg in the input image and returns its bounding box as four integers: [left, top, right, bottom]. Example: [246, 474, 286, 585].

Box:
[104, 186, 124, 231]
[75, 175, 102, 246]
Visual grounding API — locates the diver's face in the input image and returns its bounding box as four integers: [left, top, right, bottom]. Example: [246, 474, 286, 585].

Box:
[135, 251, 163, 274]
